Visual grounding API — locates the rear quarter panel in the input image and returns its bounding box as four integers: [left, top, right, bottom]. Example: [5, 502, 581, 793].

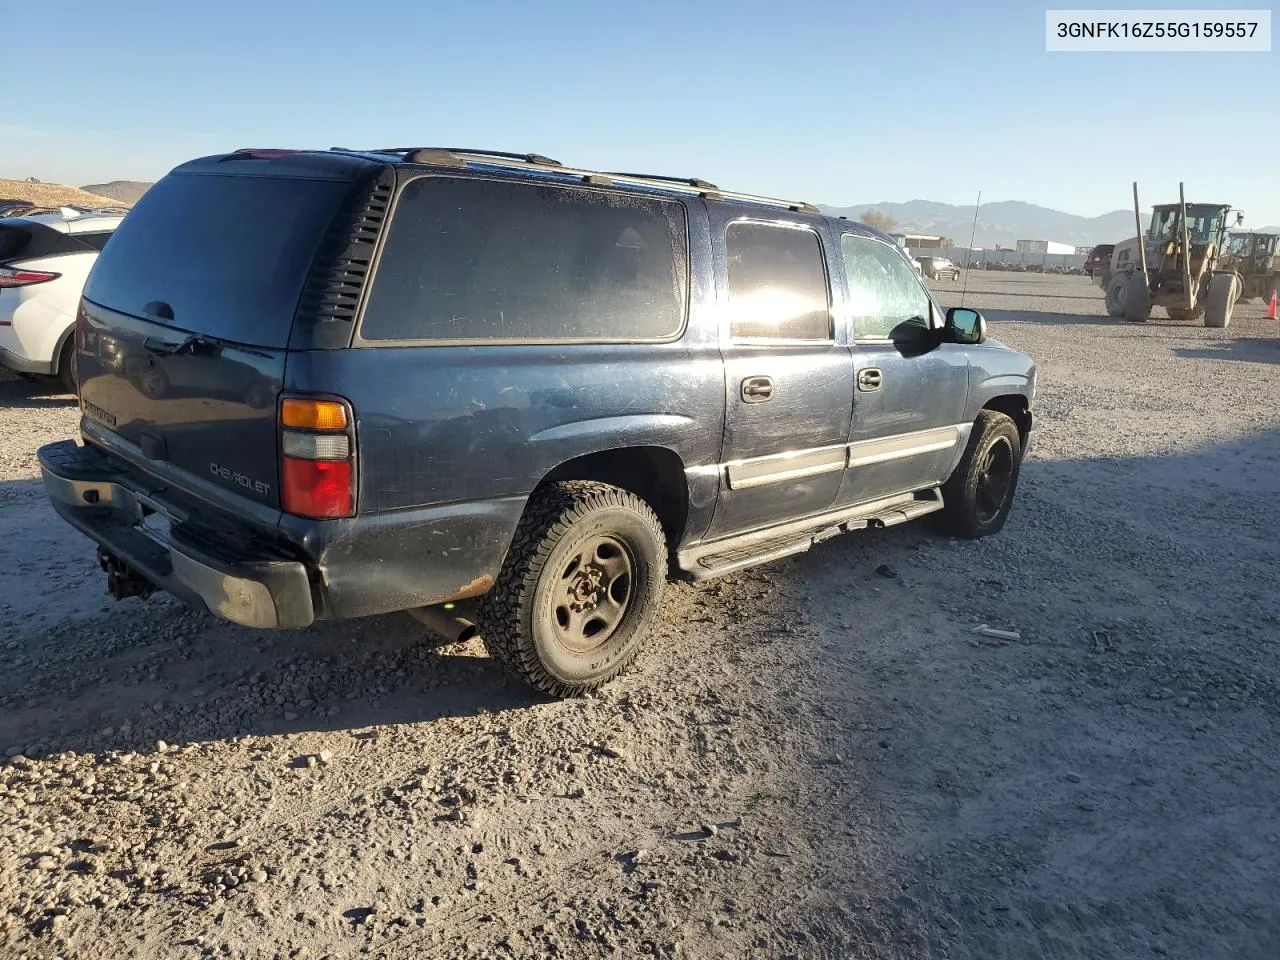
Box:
[287, 341, 725, 515]
[5, 252, 95, 365]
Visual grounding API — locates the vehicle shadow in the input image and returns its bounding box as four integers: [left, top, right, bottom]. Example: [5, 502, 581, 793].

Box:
[0, 599, 541, 759]
[742, 426, 1280, 953]
[0, 375, 77, 409]
[0, 480, 542, 759]
[1175, 337, 1280, 365]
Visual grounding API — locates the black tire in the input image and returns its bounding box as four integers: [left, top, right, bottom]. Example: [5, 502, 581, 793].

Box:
[57, 337, 77, 394]
[938, 411, 1022, 540]
[479, 481, 667, 697]
[1104, 273, 1128, 317]
[1123, 273, 1152, 322]
[1204, 274, 1236, 329]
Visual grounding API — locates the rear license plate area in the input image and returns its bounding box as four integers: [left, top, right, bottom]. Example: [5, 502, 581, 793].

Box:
[139, 509, 172, 544]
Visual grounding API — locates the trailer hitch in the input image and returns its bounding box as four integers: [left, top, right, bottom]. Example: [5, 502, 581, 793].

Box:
[97, 548, 156, 601]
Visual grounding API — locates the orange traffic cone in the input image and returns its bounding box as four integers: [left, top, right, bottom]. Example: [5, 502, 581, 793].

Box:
[1268, 291, 1278, 321]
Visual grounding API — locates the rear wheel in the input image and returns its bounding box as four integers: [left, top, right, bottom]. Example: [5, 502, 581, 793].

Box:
[1204, 274, 1237, 329]
[479, 481, 667, 697]
[57, 338, 78, 394]
[938, 411, 1022, 540]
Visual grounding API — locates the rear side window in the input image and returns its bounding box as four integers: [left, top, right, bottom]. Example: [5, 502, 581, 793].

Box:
[79, 232, 113, 251]
[360, 177, 688, 343]
[841, 234, 932, 340]
[83, 173, 349, 348]
[0, 226, 31, 261]
[725, 222, 830, 340]
[0, 223, 91, 263]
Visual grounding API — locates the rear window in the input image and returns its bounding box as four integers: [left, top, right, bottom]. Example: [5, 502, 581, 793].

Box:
[359, 177, 688, 343]
[0, 223, 91, 263]
[82, 173, 349, 348]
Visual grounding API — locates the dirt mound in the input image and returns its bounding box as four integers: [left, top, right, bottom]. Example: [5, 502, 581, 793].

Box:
[0, 179, 124, 211]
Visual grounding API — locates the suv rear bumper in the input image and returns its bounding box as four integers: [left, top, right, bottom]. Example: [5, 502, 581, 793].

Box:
[38, 439, 314, 629]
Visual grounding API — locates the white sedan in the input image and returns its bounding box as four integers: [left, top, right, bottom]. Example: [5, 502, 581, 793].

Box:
[1, 207, 124, 392]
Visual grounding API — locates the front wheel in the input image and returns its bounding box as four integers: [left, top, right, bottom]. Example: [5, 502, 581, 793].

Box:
[938, 411, 1023, 539]
[479, 481, 667, 697]
[1104, 273, 1128, 317]
[1123, 273, 1152, 322]
[1204, 274, 1237, 329]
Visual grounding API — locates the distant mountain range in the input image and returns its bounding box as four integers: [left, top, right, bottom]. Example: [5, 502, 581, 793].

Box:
[820, 199, 1151, 249]
[43, 180, 1280, 243]
[81, 181, 153, 206]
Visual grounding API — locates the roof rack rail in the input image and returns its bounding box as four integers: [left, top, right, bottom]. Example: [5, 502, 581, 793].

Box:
[327, 147, 818, 214]
[354, 147, 562, 166]
[604, 172, 720, 191]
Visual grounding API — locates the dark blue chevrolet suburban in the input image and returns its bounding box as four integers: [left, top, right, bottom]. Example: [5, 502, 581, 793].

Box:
[37, 147, 1036, 697]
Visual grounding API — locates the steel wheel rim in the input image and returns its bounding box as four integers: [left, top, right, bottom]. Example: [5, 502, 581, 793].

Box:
[550, 534, 635, 654]
[974, 437, 1014, 524]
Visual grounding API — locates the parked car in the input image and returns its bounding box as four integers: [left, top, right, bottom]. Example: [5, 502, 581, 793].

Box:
[1, 200, 39, 219]
[1083, 243, 1114, 279]
[38, 146, 1036, 698]
[918, 256, 962, 281]
[1, 208, 123, 390]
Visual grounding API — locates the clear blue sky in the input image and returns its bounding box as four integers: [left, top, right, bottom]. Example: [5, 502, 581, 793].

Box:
[4, 0, 1277, 223]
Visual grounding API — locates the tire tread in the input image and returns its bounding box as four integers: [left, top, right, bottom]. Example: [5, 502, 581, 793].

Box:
[938, 410, 1022, 539]
[480, 481, 665, 698]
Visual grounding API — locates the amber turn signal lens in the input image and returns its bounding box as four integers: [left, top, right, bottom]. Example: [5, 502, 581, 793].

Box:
[280, 398, 348, 431]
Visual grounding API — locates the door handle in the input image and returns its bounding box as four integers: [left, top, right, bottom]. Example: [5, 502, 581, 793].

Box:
[741, 376, 774, 403]
[857, 368, 883, 392]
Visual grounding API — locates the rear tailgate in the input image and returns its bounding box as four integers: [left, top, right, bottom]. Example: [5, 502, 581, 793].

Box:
[76, 167, 355, 511]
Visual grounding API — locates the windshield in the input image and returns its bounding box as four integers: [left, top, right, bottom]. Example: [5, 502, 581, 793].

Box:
[1226, 234, 1252, 257]
[1150, 206, 1226, 246]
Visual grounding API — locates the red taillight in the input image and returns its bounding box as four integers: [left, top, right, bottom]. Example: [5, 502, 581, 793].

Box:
[279, 395, 355, 519]
[282, 458, 353, 518]
[0, 267, 60, 288]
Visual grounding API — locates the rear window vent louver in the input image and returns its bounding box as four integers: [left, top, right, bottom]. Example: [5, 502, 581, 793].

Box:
[292, 170, 394, 349]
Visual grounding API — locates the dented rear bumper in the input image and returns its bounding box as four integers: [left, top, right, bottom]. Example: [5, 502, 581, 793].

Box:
[37, 438, 524, 628]
[39, 439, 314, 628]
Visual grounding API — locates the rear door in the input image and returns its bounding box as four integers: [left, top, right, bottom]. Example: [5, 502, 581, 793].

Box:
[831, 233, 969, 507]
[704, 214, 853, 541]
[76, 170, 353, 510]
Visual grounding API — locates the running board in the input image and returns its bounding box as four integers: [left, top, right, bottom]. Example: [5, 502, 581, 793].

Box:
[676, 488, 944, 582]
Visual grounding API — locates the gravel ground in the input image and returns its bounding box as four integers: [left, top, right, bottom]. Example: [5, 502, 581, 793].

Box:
[2, 273, 1279, 959]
